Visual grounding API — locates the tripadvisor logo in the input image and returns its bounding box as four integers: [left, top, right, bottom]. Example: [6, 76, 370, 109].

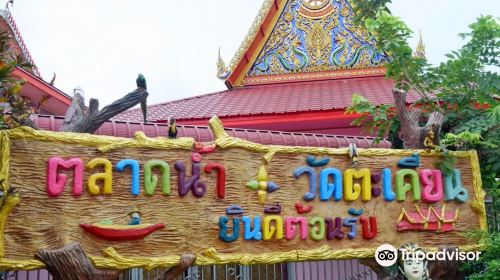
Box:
[375, 244, 398, 267]
[400, 247, 481, 262]
[374, 243, 481, 267]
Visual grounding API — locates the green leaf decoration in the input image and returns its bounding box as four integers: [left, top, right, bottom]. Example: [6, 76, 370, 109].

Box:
[246, 180, 259, 190]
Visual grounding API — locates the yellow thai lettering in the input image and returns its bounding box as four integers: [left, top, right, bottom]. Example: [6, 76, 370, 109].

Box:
[263, 215, 283, 240]
[86, 158, 113, 195]
[343, 168, 371, 201]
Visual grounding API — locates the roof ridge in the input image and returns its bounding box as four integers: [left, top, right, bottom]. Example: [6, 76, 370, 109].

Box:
[130, 75, 388, 110]
[124, 89, 230, 113]
[0, 9, 41, 77]
[115, 76, 421, 122]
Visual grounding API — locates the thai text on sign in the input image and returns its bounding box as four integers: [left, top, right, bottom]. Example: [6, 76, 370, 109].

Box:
[0, 117, 486, 270]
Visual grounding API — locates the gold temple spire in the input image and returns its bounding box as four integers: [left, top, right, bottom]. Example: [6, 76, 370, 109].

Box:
[216, 47, 230, 80]
[414, 30, 426, 59]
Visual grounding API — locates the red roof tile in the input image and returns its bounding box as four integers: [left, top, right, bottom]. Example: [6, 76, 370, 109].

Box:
[33, 114, 391, 148]
[114, 76, 419, 122]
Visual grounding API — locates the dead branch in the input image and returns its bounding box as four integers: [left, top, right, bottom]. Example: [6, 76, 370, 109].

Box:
[59, 88, 148, 133]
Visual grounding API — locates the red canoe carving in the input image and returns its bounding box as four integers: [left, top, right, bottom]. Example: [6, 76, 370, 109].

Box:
[80, 223, 164, 241]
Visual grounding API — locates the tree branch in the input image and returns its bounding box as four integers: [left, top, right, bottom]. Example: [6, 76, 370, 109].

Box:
[59, 88, 148, 133]
[393, 88, 410, 125]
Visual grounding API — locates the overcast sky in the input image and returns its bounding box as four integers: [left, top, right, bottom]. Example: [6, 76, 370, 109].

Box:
[8, 0, 500, 107]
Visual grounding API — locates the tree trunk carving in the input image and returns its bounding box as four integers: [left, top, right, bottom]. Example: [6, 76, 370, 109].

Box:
[393, 89, 444, 149]
[36, 242, 196, 280]
[36, 242, 121, 280]
[59, 88, 148, 133]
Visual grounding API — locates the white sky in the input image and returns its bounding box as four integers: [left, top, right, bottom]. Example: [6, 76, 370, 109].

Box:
[8, 0, 500, 108]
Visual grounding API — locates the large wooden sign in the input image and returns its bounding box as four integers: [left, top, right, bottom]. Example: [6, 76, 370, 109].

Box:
[0, 117, 486, 270]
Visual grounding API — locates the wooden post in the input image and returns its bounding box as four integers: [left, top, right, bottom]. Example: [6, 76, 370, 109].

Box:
[36, 242, 121, 280]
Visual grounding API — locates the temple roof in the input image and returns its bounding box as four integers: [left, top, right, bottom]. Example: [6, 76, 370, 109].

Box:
[222, 0, 387, 87]
[12, 67, 71, 115]
[0, 9, 40, 77]
[114, 76, 418, 123]
[0, 9, 71, 115]
[116, 0, 414, 133]
[33, 114, 391, 148]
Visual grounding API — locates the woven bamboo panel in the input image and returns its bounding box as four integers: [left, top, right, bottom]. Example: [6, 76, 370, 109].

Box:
[4, 139, 481, 260]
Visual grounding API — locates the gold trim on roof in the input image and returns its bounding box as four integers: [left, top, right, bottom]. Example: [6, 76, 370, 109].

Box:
[228, 0, 275, 74]
[243, 67, 386, 85]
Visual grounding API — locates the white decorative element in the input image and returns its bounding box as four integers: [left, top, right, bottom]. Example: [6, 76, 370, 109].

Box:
[73, 87, 85, 99]
[302, 0, 328, 10]
[217, 47, 231, 80]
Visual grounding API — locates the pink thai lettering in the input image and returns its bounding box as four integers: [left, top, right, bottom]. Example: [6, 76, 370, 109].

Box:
[46, 157, 84, 197]
[285, 217, 307, 240]
[419, 169, 444, 203]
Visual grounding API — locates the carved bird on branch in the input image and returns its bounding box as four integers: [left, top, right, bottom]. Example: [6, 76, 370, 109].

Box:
[136, 74, 147, 90]
[136, 74, 148, 124]
[59, 74, 150, 133]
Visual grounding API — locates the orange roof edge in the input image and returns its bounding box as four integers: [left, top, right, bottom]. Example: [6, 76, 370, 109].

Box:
[227, 0, 287, 87]
[12, 67, 72, 105]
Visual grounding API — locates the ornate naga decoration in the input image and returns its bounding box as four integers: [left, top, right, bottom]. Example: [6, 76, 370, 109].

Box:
[414, 30, 426, 59]
[216, 48, 231, 80]
[248, 0, 387, 77]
